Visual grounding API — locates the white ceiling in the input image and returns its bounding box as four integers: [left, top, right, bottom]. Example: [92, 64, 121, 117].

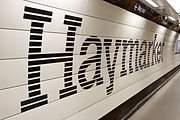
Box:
[140, 0, 180, 22]
[166, 0, 180, 14]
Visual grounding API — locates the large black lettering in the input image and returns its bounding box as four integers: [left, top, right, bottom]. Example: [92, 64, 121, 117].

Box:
[146, 41, 153, 67]
[152, 34, 158, 65]
[104, 39, 121, 95]
[78, 37, 103, 90]
[59, 15, 83, 99]
[128, 39, 135, 74]
[157, 42, 165, 63]
[139, 40, 147, 69]
[134, 40, 139, 71]
[22, 9, 83, 112]
[21, 6, 53, 112]
[120, 40, 129, 77]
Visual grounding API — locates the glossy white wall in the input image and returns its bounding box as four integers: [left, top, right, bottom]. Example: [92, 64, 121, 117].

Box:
[0, 0, 180, 120]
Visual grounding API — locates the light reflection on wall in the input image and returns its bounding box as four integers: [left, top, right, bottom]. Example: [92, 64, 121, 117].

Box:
[177, 40, 180, 52]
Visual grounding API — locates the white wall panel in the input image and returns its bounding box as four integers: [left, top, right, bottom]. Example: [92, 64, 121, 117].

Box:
[0, 86, 27, 119]
[0, 0, 180, 120]
[143, 20, 166, 34]
[0, 0, 83, 34]
[0, 29, 28, 59]
[0, 0, 27, 30]
[0, 59, 27, 90]
[28, 0, 88, 14]
[84, 0, 146, 29]
[81, 16, 142, 39]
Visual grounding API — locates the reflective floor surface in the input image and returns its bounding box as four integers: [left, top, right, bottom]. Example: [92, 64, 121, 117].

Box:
[129, 71, 180, 120]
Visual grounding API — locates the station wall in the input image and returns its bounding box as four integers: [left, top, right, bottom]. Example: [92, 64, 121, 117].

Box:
[0, 0, 180, 120]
